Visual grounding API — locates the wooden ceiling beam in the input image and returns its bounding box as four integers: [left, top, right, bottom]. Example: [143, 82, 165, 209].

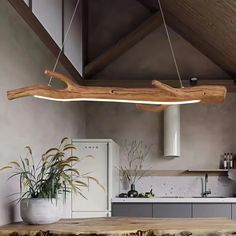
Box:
[137, 0, 159, 12]
[8, 0, 84, 83]
[84, 79, 236, 92]
[84, 12, 163, 78]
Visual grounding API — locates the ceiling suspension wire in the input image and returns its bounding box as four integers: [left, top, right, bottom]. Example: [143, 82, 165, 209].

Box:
[48, 0, 80, 87]
[157, 0, 184, 88]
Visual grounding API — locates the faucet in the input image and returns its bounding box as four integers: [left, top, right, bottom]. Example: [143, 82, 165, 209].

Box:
[201, 173, 211, 197]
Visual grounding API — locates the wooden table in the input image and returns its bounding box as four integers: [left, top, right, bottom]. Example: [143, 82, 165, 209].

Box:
[1, 217, 236, 236]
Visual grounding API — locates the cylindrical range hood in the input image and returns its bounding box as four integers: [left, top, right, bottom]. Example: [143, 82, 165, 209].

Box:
[164, 105, 180, 158]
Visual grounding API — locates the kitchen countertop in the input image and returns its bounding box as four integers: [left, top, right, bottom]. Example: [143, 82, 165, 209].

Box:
[2, 218, 236, 235]
[112, 197, 236, 203]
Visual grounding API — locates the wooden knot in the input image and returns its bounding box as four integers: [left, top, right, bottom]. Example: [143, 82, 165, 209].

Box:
[177, 231, 192, 236]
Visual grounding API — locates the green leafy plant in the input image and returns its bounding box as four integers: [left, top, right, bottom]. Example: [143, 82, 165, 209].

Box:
[0, 137, 103, 202]
[120, 140, 152, 186]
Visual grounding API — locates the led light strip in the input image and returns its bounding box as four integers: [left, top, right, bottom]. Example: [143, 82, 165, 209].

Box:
[34, 95, 200, 105]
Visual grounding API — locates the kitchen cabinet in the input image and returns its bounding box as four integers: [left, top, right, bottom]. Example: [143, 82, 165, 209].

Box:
[64, 0, 83, 76]
[153, 203, 192, 218]
[112, 202, 234, 219]
[112, 203, 152, 217]
[66, 139, 119, 218]
[192, 204, 231, 218]
[32, 0, 62, 47]
[231, 204, 236, 220]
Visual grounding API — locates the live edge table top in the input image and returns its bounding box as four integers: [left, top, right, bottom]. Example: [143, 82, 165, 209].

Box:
[1, 217, 236, 236]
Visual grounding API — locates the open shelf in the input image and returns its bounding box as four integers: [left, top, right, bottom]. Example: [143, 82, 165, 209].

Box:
[185, 169, 228, 176]
[186, 169, 228, 173]
[120, 169, 229, 176]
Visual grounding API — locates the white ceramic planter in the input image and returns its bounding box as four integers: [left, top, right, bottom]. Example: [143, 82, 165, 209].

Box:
[20, 198, 63, 225]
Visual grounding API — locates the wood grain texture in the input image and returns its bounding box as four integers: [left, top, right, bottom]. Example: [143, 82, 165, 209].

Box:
[136, 104, 168, 112]
[136, 0, 236, 77]
[1, 217, 236, 236]
[84, 13, 163, 78]
[6, 70, 227, 105]
[137, 0, 159, 12]
[162, 0, 236, 77]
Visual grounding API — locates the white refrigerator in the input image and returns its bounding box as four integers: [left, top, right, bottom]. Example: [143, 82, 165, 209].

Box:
[63, 139, 119, 218]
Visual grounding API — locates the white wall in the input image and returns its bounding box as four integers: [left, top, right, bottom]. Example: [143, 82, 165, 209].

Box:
[64, 0, 83, 75]
[1, 0, 236, 225]
[86, 95, 236, 169]
[86, 95, 236, 196]
[0, 1, 85, 225]
[85, 0, 236, 197]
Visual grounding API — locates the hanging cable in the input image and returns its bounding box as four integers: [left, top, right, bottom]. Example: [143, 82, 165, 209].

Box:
[48, 0, 80, 87]
[157, 0, 184, 88]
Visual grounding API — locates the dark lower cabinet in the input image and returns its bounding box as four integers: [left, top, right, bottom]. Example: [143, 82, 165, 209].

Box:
[112, 203, 234, 219]
[153, 203, 192, 218]
[112, 203, 152, 217]
[232, 204, 236, 220]
[192, 204, 231, 218]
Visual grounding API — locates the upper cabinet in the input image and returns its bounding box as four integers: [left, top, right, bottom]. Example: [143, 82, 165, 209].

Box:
[32, 0, 62, 47]
[64, 0, 83, 76]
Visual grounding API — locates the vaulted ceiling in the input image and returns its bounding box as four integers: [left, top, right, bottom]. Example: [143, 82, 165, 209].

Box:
[9, 0, 236, 91]
[159, 0, 236, 77]
[84, 0, 236, 89]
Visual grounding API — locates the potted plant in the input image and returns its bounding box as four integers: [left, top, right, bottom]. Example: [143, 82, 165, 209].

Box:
[0, 137, 102, 225]
[120, 140, 152, 197]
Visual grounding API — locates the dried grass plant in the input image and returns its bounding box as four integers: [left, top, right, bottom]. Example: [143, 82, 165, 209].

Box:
[120, 140, 152, 186]
[0, 137, 103, 203]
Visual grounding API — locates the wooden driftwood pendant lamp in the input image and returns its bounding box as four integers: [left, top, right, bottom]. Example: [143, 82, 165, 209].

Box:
[6, 0, 227, 112]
